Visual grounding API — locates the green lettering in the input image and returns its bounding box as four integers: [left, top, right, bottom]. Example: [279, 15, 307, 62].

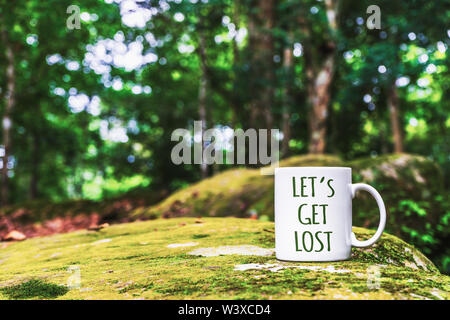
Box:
[309, 177, 317, 197]
[300, 177, 307, 197]
[292, 177, 299, 197]
[295, 231, 302, 251]
[312, 204, 320, 224]
[302, 231, 313, 252]
[314, 231, 324, 252]
[320, 204, 328, 224]
[327, 179, 335, 197]
[324, 231, 332, 251]
[298, 204, 311, 224]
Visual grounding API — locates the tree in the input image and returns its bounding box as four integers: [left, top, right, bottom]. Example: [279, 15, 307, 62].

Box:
[0, 0, 118, 203]
[0, 24, 16, 205]
[387, 84, 403, 153]
[338, 0, 448, 156]
[247, 0, 275, 130]
[297, 0, 340, 154]
[281, 37, 293, 158]
[0, 0, 448, 205]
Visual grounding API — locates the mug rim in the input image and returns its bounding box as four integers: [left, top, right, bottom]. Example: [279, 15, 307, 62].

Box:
[275, 166, 351, 170]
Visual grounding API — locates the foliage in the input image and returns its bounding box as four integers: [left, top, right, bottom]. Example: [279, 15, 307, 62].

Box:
[0, 0, 448, 202]
[0, 0, 448, 276]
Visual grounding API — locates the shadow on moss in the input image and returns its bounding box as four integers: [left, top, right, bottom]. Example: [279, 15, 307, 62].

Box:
[0, 279, 69, 299]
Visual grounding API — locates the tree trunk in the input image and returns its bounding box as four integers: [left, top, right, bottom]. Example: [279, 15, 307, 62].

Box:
[29, 132, 40, 199]
[248, 0, 275, 130]
[308, 54, 335, 154]
[281, 43, 293, 158]
[198, 32, 208, 179]
[230, 0, 241, 126]
[1, 29, 15, 206]
[387, 84, 404, 153]
[301, 0, 339, 155]
[379, 122, 389, 154]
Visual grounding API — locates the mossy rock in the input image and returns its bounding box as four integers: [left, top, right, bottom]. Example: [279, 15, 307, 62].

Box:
[0, 218, 448, 300]
[349, 154, 449, 273]
[133, 155, 344, 220]
[132, 153, 449, 273]
[349, 153, 444, 232]
[132, 154, 446, 256]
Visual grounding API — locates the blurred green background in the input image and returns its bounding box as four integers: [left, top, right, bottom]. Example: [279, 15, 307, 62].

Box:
[0, 0, 448, 272]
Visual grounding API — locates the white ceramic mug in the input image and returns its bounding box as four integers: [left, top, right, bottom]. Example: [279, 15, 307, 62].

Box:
[274, 167, 386, 261]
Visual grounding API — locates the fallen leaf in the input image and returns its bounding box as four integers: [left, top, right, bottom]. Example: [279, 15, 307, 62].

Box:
[3, 230, 26, 241]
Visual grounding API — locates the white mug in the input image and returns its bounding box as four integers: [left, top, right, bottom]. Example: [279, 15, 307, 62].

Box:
[274, 167, 386, 261]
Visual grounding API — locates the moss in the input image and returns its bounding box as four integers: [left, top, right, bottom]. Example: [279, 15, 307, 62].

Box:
[0, 218, 448, 300]
[0, 279, 69, 299]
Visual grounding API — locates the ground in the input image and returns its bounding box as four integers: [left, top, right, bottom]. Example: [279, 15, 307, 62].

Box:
[0, 217, 448, 300]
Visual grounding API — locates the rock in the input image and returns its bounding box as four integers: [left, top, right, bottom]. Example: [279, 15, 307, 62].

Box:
[349, 154, 444, 235]
[167, 242, 199, 248]
[2, 230, 26, 241]
[188, 245, 275, 257]
[0, 218, 448, 300]
[349, 154, 449, 274]
[90, 239, 112, 245]
[131, 153, 448, 273]
[133, 155, 342, 221]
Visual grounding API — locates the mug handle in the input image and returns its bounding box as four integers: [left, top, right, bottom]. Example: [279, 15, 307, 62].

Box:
[350, 183, 386, 247]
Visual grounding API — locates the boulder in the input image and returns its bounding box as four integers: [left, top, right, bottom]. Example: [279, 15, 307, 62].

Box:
[349, 154, 449, 274]
[132, 154, 448, 273]
[133, 155, 344, 220]
[0, 218, 447, 300]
